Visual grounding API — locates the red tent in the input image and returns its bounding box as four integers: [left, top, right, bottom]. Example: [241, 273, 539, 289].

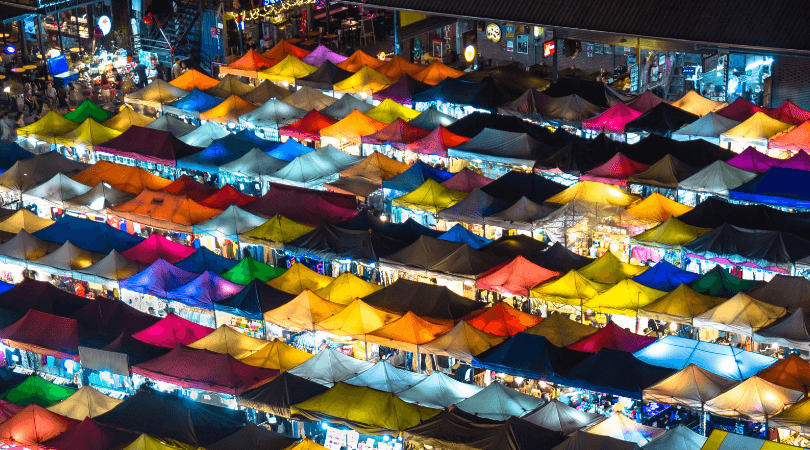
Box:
[244, 183, 358, 226]
[582, 102, 643, 134]
[263, 40, 311, 66]
[0, 404, 79, 449]
[131, 313, 214, 348]
[120, 233, 196, 264]
[361, 119, 431, 147]
[566, 321, 656, 353]
[768, 100, 810, 125]
[0, 310, 80, 360]
[220, 49, 275, 78]
[440, 168, 493, 193]
[716, 97, 772, 122]
[627, 90, 670, 114]
[95, 126, 201, 167]
[466, 301, 543, 337]
[162, 175, 219, 202]
[769, 120, 810, 155]
[402, 126, 470, 157]
[726, 146, 781, 174]
[580, 153, 650, 186]
[133, 345, 279, 394]
[280, 110, 338, 141]
[198, 184, 258, 209]
[40, 417, 138, 450]
[476, 256, 560, 297]
[0, 401, 22, 423]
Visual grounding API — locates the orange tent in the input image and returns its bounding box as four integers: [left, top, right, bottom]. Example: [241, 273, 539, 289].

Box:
[466, 301, 543, 336]
[476, 256, 560, 297]
[72, 161, 172, 194]
[412, 61, 465, 86]
[320, 109, 388, 145]
[377, 56, 424, 79]
[200, 95, 258, 124]
[364, 311, 452, 353]
[108, 189, 222, 233]
[264, 289, 346, 331]
[337, 50, 385, 72]
[315, 298, 401, 336]
[170, 68, 219, 91]
[757, 354, 810, 393]
[0, 404, 79, 449]
[220, 49, 275, 78]
[264, 40, 311, 65]
[625, 192, 693, 224]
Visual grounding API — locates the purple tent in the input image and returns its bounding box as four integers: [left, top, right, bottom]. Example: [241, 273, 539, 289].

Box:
[302, 45, 348, 66]
[726, 146, 781, 174]
[778, 150, 810, 171]
[95, 126, 202, 167]
[372, 74, 431, 106]
[119, 259, 199, 298]
[165, 271, 245, 309]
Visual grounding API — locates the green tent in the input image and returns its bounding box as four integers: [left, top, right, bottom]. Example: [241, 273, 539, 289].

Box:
[1, 375, 76, 407]
[220, 257, 286, 285]
[63, 100, 114, 124]
[686, 266, 761, 299]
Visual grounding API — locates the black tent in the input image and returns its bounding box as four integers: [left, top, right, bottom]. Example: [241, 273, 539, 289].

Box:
[296, 60, 353, 91]
[0, 278, 91, 317]
[541, 78, 631, 108]
[754, 308, 810, 350]
[71, 295, 160, 341]
[683, 224, 810, 270]
[381, 235, 505, 278]
[562, 348, 676, 399]
[627, 154, 699, 189]
[498, 89, 548, 122]
[207, 423, 299, 450]
[744, 275, 810, 312]
[99, 332, 171, 365]
[320, 93, 374, 119]
[214, 279, 297, 321]
[536, 94, 605, 125]
[437, 188, 511, 225]
[473, 333, 590, 381]
[446, 112, 553, 141]
[677, 197, 810, 239]
[413, 77, 506, 113]
[337, 209, 442, 243]
[530, 242, 593, 273]
[535, 134, 628, 175]
[285, 223, 409, 263]
[481, 171, 567, 204]
[460, 63, 550, 102]
[237, 372, 331, 418]
[483, 197, 558, 232]
[626, 132, 735, 167]
[625, 102, 699, 136]
[449, 129, 549, 166]
[480, 235, 549, 261]
[362, 278, 482, 320]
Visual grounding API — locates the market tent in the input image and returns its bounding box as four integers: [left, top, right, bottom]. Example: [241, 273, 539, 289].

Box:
[363, 311, 451, 353]
[63, 181, 137, 212]
[320, 109, 389, 145]
[627, 155, 698, 189]
[704, 376, 802, 422]
[218, 148, 287, 180]
[131, 313, 214, 348]
[466, 301, 543, 336]
[631, 260, 701, 291]
[264, 40, 311, 65]
[267, 262, 334, 294]
[22, 172, 92, 206]
[754, 307, 810, 351]
[46, 386, 122, 420]
[0, 229, 59, 262]
[72, 160, 172, 194]
[630, 217, 711, 252]
[382, 159, 452, 194]
[102, 106, 156, 132]
[726, 146, 780, 174]
[508, 241, 591, 273]
[342, 358, 426, 393]
[207, 423, 297, 450]
[238, 338, 314, 372]
[280, 109, 338, 141]
[220, 49, 275, 78]
[2, 375, 76, 407]
[437, 188, 510, 225]
[498, 88, 548, 121]
[119, 234, 195, 264]
[461, 63, 549, 102]
[0, 310, 80, 360]
[204, 75, 255, 99]
[266, 139, 316, 161]
[0, 278, 89, 318]
[677, 160, 756, 197]
[297, 60, 353, 91]
[551, 431, 640, 450]
[578, 251, 647, 284]
[409, 107, 457, 130]
[627, 192, 692, 223]
[567, 322, 655, 353]
[314, 298, 400, 336]
[362, 277, 481, 321]
[755, 353, 810, 393]
[162, 88, 224, 118]
[633, 335, 776, 380]
[449, 128, 543, 167]
[266, 145, 362, 187]
[533, 93, 605, 125]
[401, 126, 469, 158]
[684, 223, 810, 270]
[412, 61, 465, 86]
[541, 78, 630, 109]
[583, 279, 667, 316]
[17, 111, 80, 142]
[237, 371, 329, 419]
[170, 68, 219, 91]
[365, 98, 420, 124]
[729, 166, 810, 209]
[440, 169, 492, 193]
[641, 363, 738, 409]
[672, 112, 741, 144]
[220, 256, 286, 284]
[192, 204, 267, 241]
[373, 74, 431, 105]
[625, 103, 699, 136]
[0, 210, 50, 234]
[745, 275, 810, 312]
[522, 312, 598, 347]
[199, 94, 259, 124]
[381, 235, 503, 278]
[174, 247, 237, 274]
[63, 99, 114, 123]
[145, 114, 197, 136]
[70, 294, 159, 341]
[545, 181, 641, 206]
[0, 152, 89, 192]
[198, 182, 259, 209]
[125, 79, 189, 108]
[332, 66, 391, 95]
[95, 126, 201, 167]
[671, 90, 726, 117]
[639, 284, 726, 324]
[413, 78, 506, 113]
[473, 332, 590, 381]
[770, 398, 810, 434]
[768, 120, 810, 155]
[336, 50, 384, 72]
[768, 100, 810, 126]
[529, 270, 613, 306]
[376, 55, 423, 79]
[263, 289, 344, 331]
[777, 148, 810, 169]
[110, 190, 222, 233]
[716, 97, 770, 122]
[29, 240, 104, 271]
[320, 93, 374, 119]
[692, 292, 786, 335]
[721, 112, 793, 147]
[456, 381, 543, 420]
[39, 416, 138, 450]
[334, 151, 409, 188]
[244, 182, 360, 226]
[584, 413, 664, 445]
[0, 142, 32, 173]
[627, 90, 670, 114]
[240, 79, 293, 105]
[0, 404, 79, 448]
[291, 382, 440, 434]
[703, 431, 803, 450]
[287, 346, 373, 386]
[119, 258, 199, 298]
[314, 272, 382, 305]
[523, 400, 604, 435]
[438, 224, 492, 249]
[563, 348, 676, 399]
[165, 270, 245, 309]
[282, 86, 337, 111]
[259, 55, 317, 83]
[302, 45, 348, 66]
[580, 153, 649, 186]
[393, 179, 467, 213]
[215, 278, 296, 320]
[396, 371, 482, 409]
[239, 215, 315, 249]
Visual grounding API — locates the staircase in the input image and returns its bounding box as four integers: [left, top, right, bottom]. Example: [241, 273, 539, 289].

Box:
[137, 0, 214, 73]
[665, 53, 686, 101]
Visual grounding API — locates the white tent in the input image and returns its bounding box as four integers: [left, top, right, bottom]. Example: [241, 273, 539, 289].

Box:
[640, 425, 706, 450]
[677, 161, 756, 200]
[522, 400, 605, 435]
[692, 292, 786, 336]
[704, 376, 802, 423]
[584, 413, 665, 445]
[455, 382, 543, 421]
[642, 363, 738, 409]
[342, 359, 426, 393]
[287, 347, 373, 387]
[396, 372, 482, 409]
[550, 431, 641, 450]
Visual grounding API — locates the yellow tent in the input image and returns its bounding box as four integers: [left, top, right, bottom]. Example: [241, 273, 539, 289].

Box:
[259, 55, 317, 83]
[170, 68, 219, 91]
[53, 119, 122, 149]
[412, 61, 465, 86]
[291, 382, 440, 434]
[701, 430, 801, 450]
[319, 109, 389, 145]
[364, 99, 420, 124]
[529, 270, 614, 306]
[333, 66, 392, 95]
[704, 376, 802, 422]
[338, 152, 410, 184]
[577, 251, 647, 284]
[392, 179, 467, 214]
[771, 397, 810, 433]
[693, 292, 787, 335]
[239, 339, 314, 372]
[187, 325, 269, 359]
[315, 298, 400, 336]
[267, 262, 334, 295]
[625, 193, 692, 224]
[121, 434, 198, 450]
[264, 289, 346, 331]
[639, 285, 726, 324]
[583, 279, 667, 315]
[239, 215, 315, 246]
[281, 438, 330, 450]
[102, 106, 156, 132]
[671, 90, 727, 117]
[0, 209, 53, 233]
[420, 320, 505, 361]
[200, 95, 258, 124]
[46, 385, 123, 420]
[630, 217, 711, 249]
[364, 311, 452, 353]
[17, 111, 79, 143]
[314, 272, 383, 305]
[545, 181, 641, 206]
[723, 112, 794, 140]
[522, 311, 598, 347]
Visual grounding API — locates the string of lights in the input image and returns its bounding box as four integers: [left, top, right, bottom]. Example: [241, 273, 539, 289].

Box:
[234, 0, 316, 21]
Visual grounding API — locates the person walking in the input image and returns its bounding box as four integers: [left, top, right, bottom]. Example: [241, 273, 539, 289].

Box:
[171, 57, 183, 79]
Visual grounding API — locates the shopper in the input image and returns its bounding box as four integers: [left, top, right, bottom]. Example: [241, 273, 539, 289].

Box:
[171, 57, 182, 79]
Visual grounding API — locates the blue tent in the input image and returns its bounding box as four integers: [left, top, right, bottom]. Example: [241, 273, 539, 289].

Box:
[266, 139, 315, 162]
[174, 247, 238, 274]
[119, 259, 199, 298]
[165, 270, 244, 309]
[473, 333, 590, 381]
[33, 215, 143, 254]
[631, 260, 700, 292]
[563, 347, 676, 399]
[0, 280, 13, 294]
[412, 78, 505, 113]
[381, 160, 452, 195]
[438, 224, 492, 249]
[164, 88, 224, 116]
[730, 167, 810, 209]
[214, 279, 296, 320]
[0, 142, 34, 172]
[633, 335, 776, 380]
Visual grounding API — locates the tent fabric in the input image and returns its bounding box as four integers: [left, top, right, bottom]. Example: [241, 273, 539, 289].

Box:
[239, 97, 307, 129]
[0, 310, 80, 360]
[291, 382, 440, 434]
[726, 146, 781, 174]
[33, 215, 143, 255]
[362, 118, 431, 148]
[627, 90, 670, 114]
[220, 257, 286, 285]
[455, 381, 543, 421]
[633, 335, 776, 380]
[631, 260, 700, 291]
[364, 311, 452, 353]
[219, 147, 288, 178]
[545, 181, 641, 206]
[382, 159, 453, 194]
[266, 145, 362, 187]
[120, 234, 195, 264]
[767, 100, 810, 126]
[692, 292, 786, 335]
[716, 97, 770, 122]
[533, 199, 646, 245]
[266, 139, 316, 162]
[448, 128, 541, 167]
[566, 322, 655, 353]
[498, 88, 550, 122]
[2, 376, 76, 407]
[578, 251, 647, 284]
[753, 307, 810, 350]
[174, 247, 238, 275]
[396, 371, 482, 409]
[237, 372, 330, 418]
[46, 386, 122, 420]
[744, 275, 810, 312]
[336, 50, 385, 72]
[131, 313, 214, 348]
[199, 95, 259, 124]
[207, 422, 298, 450]
[563, 348, 676, 399]
[522, 312, 598, 347]
[408, 106, 457, 129]
[486, 240, 590, 273]
[683, 223, 810, 269]
[677, 160, 756, 196]
[204, 75, 255, 99]
[671, 90, 727, 117]
[729, 166, 810, 208]
[550, 431, 641, 450]
[287, 346, 373, 387]
[721, 111, 793, 142]
[627, 155, 698, 189]
[753, 353, 810, 393]
[412, 78, 506, 112]
[438, 224, 493, 249]
[70, 294, 159, 340]
[381, 235, 504, 278]
[583, 280, 667, 316]
[238, 339, 314, 372]
[412, 61, 465, 86]
[165, 270, 245, 309]
[239, 216, 315, 248]
[215, 278, 296, 320]
[0, 404, 79, 449]
[144, 114, 197, 136]
[302, 45, 348, 66]
[314, 298, 400, 336]
[240, 80, 294, 105]
[630, 217, 711, 249]
[625, 103, 699, 136]
[466, 301, 543, 336]
[362, 277, 482, 321]
[95, 127, 201, 167]
[125, 79, 189, 107]
[777, 148, 810, 170]
[529, 270, 613, 306]
[17, 111, 80, 142]
[110, 190, 222, 233]
[282, 86, 337, 111]
[280, 109, 339, 141]
[377, 55, 424, 79]
[62, 100, 112, 123]
[0, 142, 33, 171]
[39, 417, 138, 450]
[0, 229, 59, 261]
[365, 98, 420, 124]
[192, 205, 267, 241]
[523, 400, 604, 435]
[320, 109, 389, 144]
[321, 93, 374, 120]
[263, 290, 344, 331]
[282, 438, 331, 450]
[373, 74, 431, 105]
[704, 376, 802, 422]
[473, 333, 590, 381]
[23, 173, 92, 205]
[461, 63, 550, 102]
[581, 153, 650, 185]
[641, 363, 738, 409]
[638, 284, 726, 324]
[29, 240, 105, 271]
[392, 179, 467, 213]
[440, 168, 492, 193]
[63, 181, 137, 212]
[530, 93, 605, 126]
[170, 69, 219, 91]
[420, 318, 506, 361]
[0, 210, 51, 234]
[332, 66, 391, 95]
[540, 78, 631, 109]
[584, 413, 665, 445]
[51, 119, 121, 148]
[672, 112, 741, 142]
[314, 272, 382, 305]
[0, 278, 90, 318]
[0, 152, 89, 192]
[72, 161, 172, 194]
[437, 185, 510, 225]
[768, 120, 810, 155]
[343, 359, 426, 393]
[163, 88, 224, 117]
[220, 49, 275, 78]
[336, 151, 410, 186]
[259, 55, 317, 82]
[263, 40, 311, 65]
[267, 262, 334, 295]
[770, 398, 810, 434]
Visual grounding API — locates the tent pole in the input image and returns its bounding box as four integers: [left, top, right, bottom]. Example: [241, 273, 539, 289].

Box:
[701, 403, 706, 436]
[765, 413, 770, 441]
[416, 345, 420, 374]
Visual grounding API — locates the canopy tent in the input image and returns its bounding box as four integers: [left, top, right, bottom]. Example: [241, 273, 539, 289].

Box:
[532, 93, 606, 126]
[215, 278, 296, 320]
[627, 155, 698, 190]
[440, 168, 493, 193]
[239, 215, 315, 249]
[0, 152, 89, 192]
[0, 210, 51, 234]
[365, 98, 420, 124]
[243, 183, 359, 226]
[396, 371, 482, 409]
[280, 109, 338, 141]
[625, 103, 699, 136]
[466, 301, 543, 336]
[437, 188, 510, 225]
[47, 386, 122, 420]
[677, 160, 756, 198]
[745, 275, 810, 312]
[333, 151, 409, 190]
[545, 181, 641, 206]
[376, 55, 425, 79]
[550, 431, 641, 450]
[0, 142, 33, 172]
[144, 114, 197, 136]
[264, 40, 311, 65]
[363, 311, 451, 353]
[267, 262, 334, 294]
[584, 413, 665, 445]
[192, 204, 267, 242]
[672, 112, 741, 144]
[704, 376, 802, 422]
[498, 88, 548, 122]
[2, 375, 76, 407]
[382, 159, 453, 195]
[580, 153, 649, 186]
[287, 346, 373, 386]
[769, 398, 810, 434]
[0, 229, 59, 263]
[692, 292, 786, 335]
[240, 79, 294, 105]
[17, 111, 80, 142]
[567, 322, 656, 353]
[0, 404, 79, 449]
[523, 400, 604, 435]
[449, 128, 542, 167]
[381, 235, 503, 279]
[413, 78, 506, 113]
[438, 224, 493, 249]
[320, 93, 374, 119]
[263, 290, 344, 331]
[0, 278, 89, 318]
[473, 333, 590, 381]
[563, 348, 676, 399]
[409, 106, 457, 129]
[302, 45, 348, 66]
[170, 68, 219, 91]
[62, 99, 112, 123]
[265, 139, 316, 162]
[460, 63, 550, 102]
[282, 86, 337, 111]
[204, 75, 255, 99]
[197, 182, 259, 208]
[165, 270, 245, 310]
[683, 223, 810, 270]
[627, 90, 670, 113]
[259, 55, 317, 82]
[419, 319, 504, 361]
[493, 240, 591, 273]
[314, 272, 382, 305]
[720, 112, 793, 150]
[174, 247, 238, 274]
[638, 284, 726, 324]
[777, 149, 810, 170]
[768, 100, 810, 126]
[199, 94, 259, 124]
[320, 109, 389, 145]
[522, 312, 598, 347]
[162, 88, 224, 118]
[755, 354, 810, 393]
[630, 217, 711, 252]
[679, 197, 810, 235]
[237, 372, 330, 418]
[642, 363, 738, 409]
[529, 270, 613, 307]
[110, 190, 222, 233]
[291, 382, 440, 434]
[218, 148, 287, 181]
[266, 145, 362, 188]
[343, 359, 426, 393]
[768, 120, 810, 155]
[131, 313, 214, 348]
[314, 298, 400, 336]
[207, 423, 298, 450]
[29, 240, 104, 271]
[95, 127, 201, 167]
[729, 166, 810, 209]
[582, 279, 667, 316]
[336, 50, 384, 72]
[22, 172, 92, 207]
[362, 277, 482, 321]
[238, 339, 314, 372]
[73, 249, 145, 283]
[70, 294, 159, 340]
[716, 97, 770, 122]
[631, 260, 701, 291]
[726, 146, 780, 174]
[373, 74, 431, 105]
[671, 90, 727, 116]
[297, 60, 354, 91]
[402, 126, 470, 158]
[336, 210, 441, 242]
[72, 161, 172, 194]
[220, 49, 274, 78]
[119, 234, 195, 264]
[125, 79, 189, 108]
[39, 417, 138, 450]
[332, 66, 391, 95]
[119, 259, 199, 299]
[63, 182, 137, 212]
[578, 251, 647, 284]
[754, 308, 810, 351]
[102, 106, 156, 132]
[412, 61, 465, 86]
[0, 310, 80, 360]
[633, 335, 776, 380]
[540, 78, 630, 109]
[392, 179, 467, 213]
[455, 381, 544, 421]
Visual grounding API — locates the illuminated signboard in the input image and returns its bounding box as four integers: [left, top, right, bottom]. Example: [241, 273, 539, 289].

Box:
[543, 40, 555, 57]
[485, 23, 501, 42]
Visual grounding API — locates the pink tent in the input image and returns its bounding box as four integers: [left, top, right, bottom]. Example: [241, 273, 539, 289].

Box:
[301, 45, 348, 66]
[131, 313, 214, 348]
[120, 234, 196, 264]
[476, 256, 559, 297]
[778, 150, 810, 170]
[566, 322, 656, 353]
[768, 100, 810, 125]
[769, 120, 810, 155]
[440, 168, 493, 192]
[726, 146, 781, 174]
[716, 97, 772, 122]
[582, 103, 643, 134]
[627, 90, 670, 114]
[580, 153, 649, 186]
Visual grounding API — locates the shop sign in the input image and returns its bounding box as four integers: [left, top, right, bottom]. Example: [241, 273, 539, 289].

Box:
[504, 23, 515, 38]
[629, 64, 639, 93]
[98, 15, 112, 36]
[682, 66, 696, 76]
[506, 40, 514, 52]
[516, 34, 528, 54]
[586, 43, 594, 57]
[543, 39, 555, 57]
[485, 23, 501, 42]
